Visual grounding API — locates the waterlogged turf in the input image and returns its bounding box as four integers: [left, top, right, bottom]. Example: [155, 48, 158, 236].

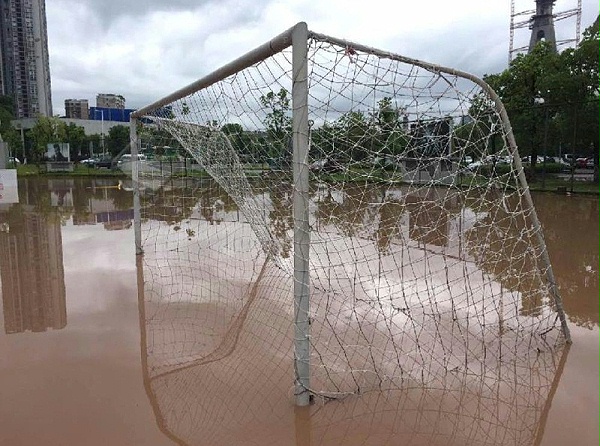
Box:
[0, 178, 597, 446]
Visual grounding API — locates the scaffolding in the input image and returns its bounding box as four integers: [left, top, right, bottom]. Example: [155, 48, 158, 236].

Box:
[509, 0, 582, 63]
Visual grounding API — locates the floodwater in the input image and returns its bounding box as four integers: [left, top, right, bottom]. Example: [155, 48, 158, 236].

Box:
[0, 177, 597, 446]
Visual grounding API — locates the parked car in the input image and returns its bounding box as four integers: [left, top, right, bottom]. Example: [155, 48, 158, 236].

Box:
[96, 156, 114, 169]
[309, 158, 343, 173]
[466, 160, 484, 171]
[80, 158, 97, 167]
[586, 158, 595, 169]
[521, 155, 545, 164]
[117, 153, 147, 167]
[575, 157, 589, 168]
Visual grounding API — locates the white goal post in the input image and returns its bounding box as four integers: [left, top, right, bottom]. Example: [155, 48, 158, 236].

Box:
[130, 19, 570, 423]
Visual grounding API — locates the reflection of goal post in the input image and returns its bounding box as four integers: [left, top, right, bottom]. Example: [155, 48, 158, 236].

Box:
[131, 20, 570, 418]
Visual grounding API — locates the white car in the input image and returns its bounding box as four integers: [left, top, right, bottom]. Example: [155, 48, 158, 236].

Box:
[117, 154, 147, 166]
[466, 160, 484, 171]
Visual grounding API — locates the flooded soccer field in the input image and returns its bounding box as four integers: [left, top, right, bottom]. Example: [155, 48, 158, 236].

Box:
[0, 177, 597, 446]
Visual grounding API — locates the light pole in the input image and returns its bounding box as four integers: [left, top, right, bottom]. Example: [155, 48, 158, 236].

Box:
[97, 109, 105, 156]
[534, 97, 549, 189]
[101, 110, 105, 156]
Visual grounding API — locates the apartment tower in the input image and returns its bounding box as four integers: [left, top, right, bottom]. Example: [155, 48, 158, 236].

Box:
[0, 0, 52, 118]
[64, 98, 88, 119]
[96, 93, 125, 109]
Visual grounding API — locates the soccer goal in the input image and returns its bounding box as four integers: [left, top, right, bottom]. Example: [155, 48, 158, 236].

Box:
[130, 22, 569, 442]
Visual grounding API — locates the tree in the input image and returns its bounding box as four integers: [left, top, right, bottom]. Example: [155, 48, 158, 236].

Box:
[483, 42, 561, 178]
[374, 97, 399, 131]
[482, 21, 599, 182]
[86, 134, 102, 156]
[556, 22, 599, 182]
[0, 95, 22, 157]
[29, 116, 67, 162]
[373, 97, 409, 157]
[105, 125, 130, 158]
[260, 88, 292, 161]
[311, 122, 337, 161]
[221, 123, 248, 158]
[65, 123, 87, 160]
[334, 110, 376, 162]
[3, 127, 23, 157]
[0, 95, 14, 134]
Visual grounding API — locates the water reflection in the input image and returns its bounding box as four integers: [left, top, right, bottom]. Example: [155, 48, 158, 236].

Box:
[138, 250, 568, 445]
[0, 177, 592, 443]
[0, 206, 66, 334]
[0, 178, 135, 334]
[533, 194, 599, 329]
[137, 178, 579, 445]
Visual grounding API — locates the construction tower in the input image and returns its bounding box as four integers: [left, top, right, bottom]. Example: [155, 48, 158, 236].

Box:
[509, 0, 582, 62]
[528, 0, 557, 52]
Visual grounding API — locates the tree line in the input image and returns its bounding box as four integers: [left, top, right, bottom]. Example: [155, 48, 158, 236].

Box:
[482, 19, 599, 181]
[0, 99, 130, 163]
[255, 19, 598, 180]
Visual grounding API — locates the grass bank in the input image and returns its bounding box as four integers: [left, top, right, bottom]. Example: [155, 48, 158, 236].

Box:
[10, 164, 598, 195]
[15, 164, 126, 177]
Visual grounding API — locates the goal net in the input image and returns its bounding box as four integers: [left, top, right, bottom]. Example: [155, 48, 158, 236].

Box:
[131, 23, 569, 446]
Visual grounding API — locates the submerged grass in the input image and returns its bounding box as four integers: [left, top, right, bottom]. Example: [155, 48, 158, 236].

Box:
[11, 164, 598, 195]
[15, 164, 126, 177]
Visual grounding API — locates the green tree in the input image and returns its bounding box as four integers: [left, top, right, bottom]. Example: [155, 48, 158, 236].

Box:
[482, 20, 598, 182]
[0, 95, 14, 133]
[86, 134, 102, 157]
[3, 126, 23, 157]
[0, 95, 22, 158]
[65, 123, 87, 160]
[335, 110, 376, 162]
[260, 88, 292, 160]
[483, 42, 561, 177]
[221, 123, 249, 159]
[29, 116, 67, 162]
[311, 122, 337, 161]
[105, 125, 130, 158]
[554, 22, 599, 181]
[373, 97, 408, 156]
[374, 97, 398, 131]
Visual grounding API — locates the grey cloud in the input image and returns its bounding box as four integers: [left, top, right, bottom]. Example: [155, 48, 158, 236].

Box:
[48, 0, 599, 116]
[79, 0, 212, 25]
[80, 0, 269, 27]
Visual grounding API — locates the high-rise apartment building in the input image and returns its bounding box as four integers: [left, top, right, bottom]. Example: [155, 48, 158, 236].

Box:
[0, 0, 53, 118]
[64, 98, 88, 119]
[0, 209, 66, 334]
[96, 93, 125, 109]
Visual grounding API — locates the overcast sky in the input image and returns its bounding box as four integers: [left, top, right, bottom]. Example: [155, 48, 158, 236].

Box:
[46, 0, 599, 116]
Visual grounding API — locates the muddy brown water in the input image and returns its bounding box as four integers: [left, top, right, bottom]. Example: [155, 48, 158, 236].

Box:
[0, 178, 597, 446]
